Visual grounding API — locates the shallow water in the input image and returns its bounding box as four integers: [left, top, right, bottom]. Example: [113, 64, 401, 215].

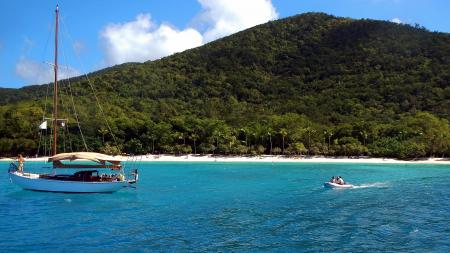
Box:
[1, 162, 450, 252]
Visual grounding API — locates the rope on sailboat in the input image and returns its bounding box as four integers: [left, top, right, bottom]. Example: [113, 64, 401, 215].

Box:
[58, 35, 89, 152]
[60, 16, 118, 145]
[86, 80, 117, 143]
[58, 76, 68, 153]
[36, 13, 54, 157]
[57, 83, 71, 152]
[53, 23, 89, 152]
[39, 80, 52, 156]
[64, 78, 89, 151]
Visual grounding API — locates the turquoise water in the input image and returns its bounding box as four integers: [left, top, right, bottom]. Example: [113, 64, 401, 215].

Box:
[1, 161, 450, 252]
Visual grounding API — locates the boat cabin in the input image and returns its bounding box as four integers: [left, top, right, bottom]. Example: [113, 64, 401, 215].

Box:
[38, 152, 126, 182]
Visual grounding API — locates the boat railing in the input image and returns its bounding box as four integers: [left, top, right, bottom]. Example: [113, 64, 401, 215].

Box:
[126, 169, 139, 184]
[123, 155, 140, 184]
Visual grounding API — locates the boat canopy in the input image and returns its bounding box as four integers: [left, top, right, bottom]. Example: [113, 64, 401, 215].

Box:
[48, 152, 123, 169]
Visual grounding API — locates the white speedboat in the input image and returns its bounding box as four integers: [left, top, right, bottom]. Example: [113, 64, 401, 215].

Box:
[323, 182, 354, 189]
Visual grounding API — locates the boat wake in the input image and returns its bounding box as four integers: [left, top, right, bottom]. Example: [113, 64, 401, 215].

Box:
[352, 182, 389, 189]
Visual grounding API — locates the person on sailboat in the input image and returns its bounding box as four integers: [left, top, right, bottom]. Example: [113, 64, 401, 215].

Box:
[17, 154, 24, 173]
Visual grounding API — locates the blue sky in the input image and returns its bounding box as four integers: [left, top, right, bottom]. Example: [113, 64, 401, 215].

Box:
[1, 0, 449, 88]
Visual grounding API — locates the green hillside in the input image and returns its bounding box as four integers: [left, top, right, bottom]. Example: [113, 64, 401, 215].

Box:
[1, 13, 449, 158]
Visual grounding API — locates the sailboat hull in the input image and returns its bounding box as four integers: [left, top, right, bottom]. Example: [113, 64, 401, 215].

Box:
[9, 171, 127, 193]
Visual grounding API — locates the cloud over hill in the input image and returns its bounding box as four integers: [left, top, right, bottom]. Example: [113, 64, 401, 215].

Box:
[101, 0, 278, 65]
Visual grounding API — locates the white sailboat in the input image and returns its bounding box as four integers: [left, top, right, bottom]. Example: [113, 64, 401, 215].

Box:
[9, 152, 137, 193]
[8, 5, 138, 193]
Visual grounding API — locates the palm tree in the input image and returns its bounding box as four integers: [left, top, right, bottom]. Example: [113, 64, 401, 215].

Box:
[267, 131, 273, 155]
[360, 130, 368, 146]
[305, 127, 316, 156]
[142, 133, 157, 154]
[228, 135, 237, 154]
[279, 128, 288, 154]
[240, 128, 248, 148]
[98, 128, 108, 144]
[212, 130, 222, 155]
[190, 133, 199, 155]
[150, 134, 157, 154]
[324, 129, 333, 155]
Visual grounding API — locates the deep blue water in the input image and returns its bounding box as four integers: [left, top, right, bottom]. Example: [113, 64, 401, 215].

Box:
[1, 161, 450, 252]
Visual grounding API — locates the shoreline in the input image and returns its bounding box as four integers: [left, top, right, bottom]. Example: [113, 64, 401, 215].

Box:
[1, 154, 449, 165]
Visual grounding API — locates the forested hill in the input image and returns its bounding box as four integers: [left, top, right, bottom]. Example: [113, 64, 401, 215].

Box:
[1, 13, 450, 158]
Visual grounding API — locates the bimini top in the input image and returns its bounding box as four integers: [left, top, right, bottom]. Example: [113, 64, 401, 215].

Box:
[48, 152, 123, 169]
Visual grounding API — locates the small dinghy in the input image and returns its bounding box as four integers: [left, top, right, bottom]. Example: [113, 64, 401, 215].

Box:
[324, 182, 354, 189]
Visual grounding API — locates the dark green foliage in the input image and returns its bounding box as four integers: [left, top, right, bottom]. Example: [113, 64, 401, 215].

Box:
[0, 13, 449, 158]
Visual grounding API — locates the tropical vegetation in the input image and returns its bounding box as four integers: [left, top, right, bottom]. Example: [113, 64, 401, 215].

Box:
[1, 13, 449, 158]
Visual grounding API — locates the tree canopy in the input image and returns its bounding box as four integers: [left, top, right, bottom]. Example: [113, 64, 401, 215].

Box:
[1, 13, 449, 158]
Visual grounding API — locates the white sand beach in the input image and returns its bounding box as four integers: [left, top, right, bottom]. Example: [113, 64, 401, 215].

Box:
[2, 155, 450, 164]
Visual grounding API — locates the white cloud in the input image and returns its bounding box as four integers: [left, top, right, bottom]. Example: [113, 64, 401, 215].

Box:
[101, 14, 203, 65]
[22, 36, 34, 55]
[100, 0, 278, 66]
[390, 18, 403, 24]
[198, 0, 278, 42]
[73, 40, 86, 55]
[15, 58, 80, 85]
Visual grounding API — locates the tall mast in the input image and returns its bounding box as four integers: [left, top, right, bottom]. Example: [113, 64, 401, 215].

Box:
[52, 5, 59, 156]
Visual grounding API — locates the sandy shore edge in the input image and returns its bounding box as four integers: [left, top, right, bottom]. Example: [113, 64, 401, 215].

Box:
[1, 155, 449, 164]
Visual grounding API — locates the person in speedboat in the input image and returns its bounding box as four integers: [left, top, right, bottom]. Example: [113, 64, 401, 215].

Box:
[329, 176, 346, 185]
[337, 176, 345, 185]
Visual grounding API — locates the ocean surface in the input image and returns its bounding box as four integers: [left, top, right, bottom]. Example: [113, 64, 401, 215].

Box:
[1, 161, 450, 252]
